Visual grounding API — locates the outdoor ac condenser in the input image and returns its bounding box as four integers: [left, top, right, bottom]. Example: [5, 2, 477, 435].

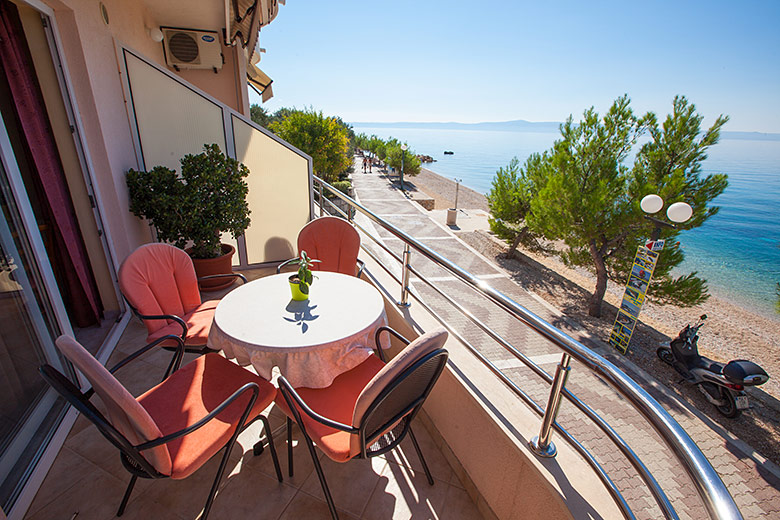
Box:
[161, 28, 223, 71]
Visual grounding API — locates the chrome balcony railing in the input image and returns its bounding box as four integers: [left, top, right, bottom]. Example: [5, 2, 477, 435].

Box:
[312, 175, 742, 520]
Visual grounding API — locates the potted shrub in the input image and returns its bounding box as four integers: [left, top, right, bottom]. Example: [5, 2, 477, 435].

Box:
[287, 251, 320, 301]
[126, 143, 250, 290]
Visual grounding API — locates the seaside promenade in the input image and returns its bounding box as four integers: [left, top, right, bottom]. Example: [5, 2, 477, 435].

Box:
[348, 157, 780, 520]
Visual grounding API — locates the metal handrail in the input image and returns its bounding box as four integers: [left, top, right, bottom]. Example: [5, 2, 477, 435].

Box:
[313, 176, 741, 520]
[402, 255, 676, 516]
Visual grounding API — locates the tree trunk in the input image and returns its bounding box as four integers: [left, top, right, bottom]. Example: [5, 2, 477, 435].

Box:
[507, 227, 530, 259]
[507, 229, 523, 259]
[588, 240, 608, 317]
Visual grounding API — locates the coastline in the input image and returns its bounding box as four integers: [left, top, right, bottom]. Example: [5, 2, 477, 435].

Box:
[412, 167, 489, 212]
[409, 165, 780, 402]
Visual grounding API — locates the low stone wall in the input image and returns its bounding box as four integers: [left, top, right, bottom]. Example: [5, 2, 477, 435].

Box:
[327, 196, 353, 218]
[410, 192, 435, 211]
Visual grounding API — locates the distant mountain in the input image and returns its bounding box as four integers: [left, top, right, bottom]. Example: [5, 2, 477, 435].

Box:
[720, 131, 780, 141]
[351, 120, 780, 140]
[351, 119, 561, 133]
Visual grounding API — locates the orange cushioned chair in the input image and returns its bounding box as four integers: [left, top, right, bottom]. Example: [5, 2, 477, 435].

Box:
[277, 216, 364, 277]
[39, 334, 281, 520]
[119, 243, 246, 358]
[276, 327, 449, 520]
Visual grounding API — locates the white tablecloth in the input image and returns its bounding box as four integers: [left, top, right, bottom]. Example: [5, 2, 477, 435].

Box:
[209, 272, 388, 388]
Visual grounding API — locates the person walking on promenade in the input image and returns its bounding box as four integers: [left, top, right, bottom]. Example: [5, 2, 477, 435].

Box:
[362, 156, 367, 173]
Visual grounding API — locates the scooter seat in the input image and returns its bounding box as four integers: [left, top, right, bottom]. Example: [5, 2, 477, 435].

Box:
[723, 360, 769, 386]
[694, 356, 723, 374]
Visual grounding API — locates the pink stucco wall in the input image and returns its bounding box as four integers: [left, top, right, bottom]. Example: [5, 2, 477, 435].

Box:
[40, 0, 246, 263]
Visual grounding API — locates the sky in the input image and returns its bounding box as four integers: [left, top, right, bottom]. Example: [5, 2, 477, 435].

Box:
[249, 1, 780, 133]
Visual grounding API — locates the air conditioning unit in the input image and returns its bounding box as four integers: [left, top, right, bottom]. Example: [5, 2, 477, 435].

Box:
[161, 27, 223, 71]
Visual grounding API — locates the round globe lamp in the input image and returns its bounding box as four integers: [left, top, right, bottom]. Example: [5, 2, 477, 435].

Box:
[640, 194, 664, 214]
[667, 202, 693, 223]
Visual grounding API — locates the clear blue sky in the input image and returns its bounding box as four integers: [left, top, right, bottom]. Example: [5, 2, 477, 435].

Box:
[250, 1, 780, 133]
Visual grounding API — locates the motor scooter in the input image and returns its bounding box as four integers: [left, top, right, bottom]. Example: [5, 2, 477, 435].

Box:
[656, 314, 769, 418]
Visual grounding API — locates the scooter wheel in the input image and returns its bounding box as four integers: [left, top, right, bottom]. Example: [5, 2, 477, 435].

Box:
[716, 387, 741, 418]
[656, 347, 674, 365]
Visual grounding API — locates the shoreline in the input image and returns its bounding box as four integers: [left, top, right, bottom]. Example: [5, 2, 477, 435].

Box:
[415, 163, 779, 320]
[412, 167, 489, 212]
[409, 165, 780, 401]
[417, 163, 779, 314]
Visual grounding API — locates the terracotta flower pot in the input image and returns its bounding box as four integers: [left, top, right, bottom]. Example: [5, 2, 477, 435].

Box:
[190, 244, 236, 291]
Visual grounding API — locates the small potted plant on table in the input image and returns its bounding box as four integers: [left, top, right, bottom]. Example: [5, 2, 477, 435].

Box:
[126, 143, 251, 290]
[287, 251, 320, 301]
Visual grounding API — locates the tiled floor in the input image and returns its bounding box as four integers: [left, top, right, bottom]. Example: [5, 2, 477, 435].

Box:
[24, 317, 484, 520]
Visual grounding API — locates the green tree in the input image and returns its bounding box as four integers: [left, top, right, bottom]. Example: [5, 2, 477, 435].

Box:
[488, 157, 539, 257]
[355, 133, 369, 152]
[489, 95, 728, 317]
[627, 96, 728, 307]
[383, 137, 400, 164]
[331, 115, 356, 152]
[385, 142, 421, 177]
[269, 108, 351, 183]
[367, 135, 384, 162]
[249, 104, 271, 127]
[272, 107, 295, 123]
[375, 139, 387, 162]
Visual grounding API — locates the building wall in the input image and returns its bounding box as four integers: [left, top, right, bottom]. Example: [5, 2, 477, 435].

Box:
[38, 0, 247, 263]
[16, 2, 118, 311]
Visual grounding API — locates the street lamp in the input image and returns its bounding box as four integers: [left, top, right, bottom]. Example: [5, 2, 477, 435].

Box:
[640, 194, 692, 244]
[608, 194, 694, 355]
[400, 144, 407, 192]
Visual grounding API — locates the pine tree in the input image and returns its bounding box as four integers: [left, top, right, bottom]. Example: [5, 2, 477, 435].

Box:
[488, 95, 728, 317]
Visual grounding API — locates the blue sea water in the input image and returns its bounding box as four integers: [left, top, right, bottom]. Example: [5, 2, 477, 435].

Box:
[353, 125, 780, 318]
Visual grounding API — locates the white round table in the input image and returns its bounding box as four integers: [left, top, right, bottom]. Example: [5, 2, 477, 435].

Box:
[209, 272, 388, 388]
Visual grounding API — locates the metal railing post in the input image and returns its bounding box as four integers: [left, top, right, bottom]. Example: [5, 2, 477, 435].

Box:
[397, 244, 411, 307]
[318, 183, 324, 217]
[530, 353, 571, 457]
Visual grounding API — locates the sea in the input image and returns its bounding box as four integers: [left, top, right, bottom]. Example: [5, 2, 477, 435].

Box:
[353, 125, 780, 318]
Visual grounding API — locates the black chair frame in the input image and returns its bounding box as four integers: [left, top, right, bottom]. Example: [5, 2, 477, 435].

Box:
[277, 327, 448, 520]
[40, 332, 282, 520]
[123, 272, 247, 356]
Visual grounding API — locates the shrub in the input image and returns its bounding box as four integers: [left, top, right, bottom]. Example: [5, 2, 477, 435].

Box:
[126, 144, 251, 259]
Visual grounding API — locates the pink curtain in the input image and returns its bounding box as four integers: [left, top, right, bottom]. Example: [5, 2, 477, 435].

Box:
[0, 0, 102, 326]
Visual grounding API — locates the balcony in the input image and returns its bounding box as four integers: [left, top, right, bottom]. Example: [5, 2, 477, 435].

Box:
[22, 162, 780, 520]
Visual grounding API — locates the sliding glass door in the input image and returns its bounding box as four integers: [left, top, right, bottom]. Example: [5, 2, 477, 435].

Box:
[0, 111, 73, 514]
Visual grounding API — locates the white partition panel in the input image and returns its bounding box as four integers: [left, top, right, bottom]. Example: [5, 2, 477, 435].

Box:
[232, 115, 311, 263]
[124, 51, 226, 171]
[122, 47, 311, 266]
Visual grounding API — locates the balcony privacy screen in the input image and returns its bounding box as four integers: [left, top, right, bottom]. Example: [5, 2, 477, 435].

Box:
[232, 115, 309, 264]
[122, 49, 311, 264]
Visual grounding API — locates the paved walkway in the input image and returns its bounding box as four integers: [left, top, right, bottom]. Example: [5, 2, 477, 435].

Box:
[347, 159, 780, 520]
